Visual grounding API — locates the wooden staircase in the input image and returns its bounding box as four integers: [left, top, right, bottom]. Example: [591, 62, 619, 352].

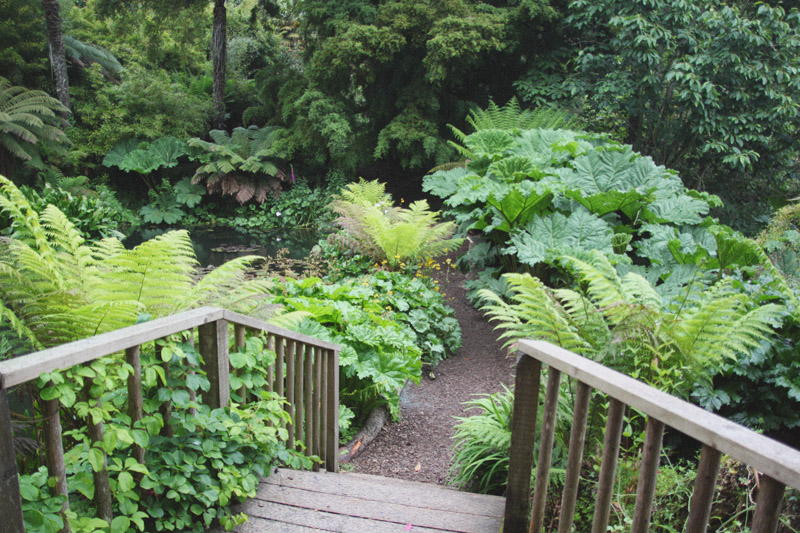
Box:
[217, 468, 505, 532]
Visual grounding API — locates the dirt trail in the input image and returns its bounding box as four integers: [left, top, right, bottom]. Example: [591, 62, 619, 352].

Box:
[348, 264, 516, 485]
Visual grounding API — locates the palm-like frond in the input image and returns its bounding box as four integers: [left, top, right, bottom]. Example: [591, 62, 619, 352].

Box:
[0, 77, 69, 172]
[93, 231, 196, 316]
[189, 126, 285, 204]
[478, 249, 784, 398]
[63, 36, 123, 77]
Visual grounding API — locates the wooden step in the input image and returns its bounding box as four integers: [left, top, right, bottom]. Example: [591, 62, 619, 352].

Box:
[218, 468, 505, 532]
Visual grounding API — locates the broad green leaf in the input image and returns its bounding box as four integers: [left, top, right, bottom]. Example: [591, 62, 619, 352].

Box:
[118, 149, 160, 174]
[102, 139, 142, 168]
[509, 209, 615, 267]
[117, 471, 135, 493]
[644, 194, 710, 225]
[87, 447, 105, 472]
[486, 183, 553, 234]
[463, 129, 515, 157]
[110, 516, 131, 533]
[19, 482, 39, 500]
[148, 136, 186, 169]
[71, 471, 95, 499]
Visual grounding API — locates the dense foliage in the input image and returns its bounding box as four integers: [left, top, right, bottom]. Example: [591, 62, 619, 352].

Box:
[437, 116, 800, 529]
[519, 0, 800, 220]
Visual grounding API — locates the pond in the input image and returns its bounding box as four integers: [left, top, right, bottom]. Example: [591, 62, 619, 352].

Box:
[124, 226, 324, 267]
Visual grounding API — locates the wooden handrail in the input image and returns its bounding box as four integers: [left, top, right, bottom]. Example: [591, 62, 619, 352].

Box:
[505, 339, 800, 533]
[0, 307, 341, 532]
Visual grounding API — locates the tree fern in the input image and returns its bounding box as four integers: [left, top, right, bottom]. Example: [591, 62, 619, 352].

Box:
[189, 126, 285, 204]
[328, 180, 462, 267]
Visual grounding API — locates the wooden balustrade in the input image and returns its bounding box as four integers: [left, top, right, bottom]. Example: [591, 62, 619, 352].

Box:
[505, 340, 800, 533]
[0, 307, 340, 533]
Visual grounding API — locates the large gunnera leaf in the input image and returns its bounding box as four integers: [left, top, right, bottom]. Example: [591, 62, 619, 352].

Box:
[557, 147, 681, 218]
[507, 209, 617, 267]
[463, 129, 515, 158]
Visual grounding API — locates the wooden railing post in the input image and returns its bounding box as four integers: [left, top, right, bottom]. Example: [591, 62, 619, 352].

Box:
[530, 368, 562, 533]
[631, 417, 665, 532]
[752, 475, 786, 533]
[0, 389, 24, 532]
[84, 381, 113, 524]
[125, 346, 145, 466]
[42, 392, 70, 532]
[286, 340, 296, 450]
[685, 445, 722, 533]
[504, 354, 542, 533]
[325, 348, 339, 472]
[199, 319, 229, 409]
[234, 325, 246, 401]
[558, 381, 592, 533]
[591, 398, 626, 533]
[304, 345, 313, 459]
[313, 347, 322, 472]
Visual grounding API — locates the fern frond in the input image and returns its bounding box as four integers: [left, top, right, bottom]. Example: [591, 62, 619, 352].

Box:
[0, 301, 42, 352]
[480, 273, 593, 355]
[93, 230, 196, 316]
[267, 310, 313, 330]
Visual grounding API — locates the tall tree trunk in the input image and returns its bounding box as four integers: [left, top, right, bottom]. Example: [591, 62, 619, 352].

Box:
[211, 0, 227, 129]
[42, 0, 70, 114]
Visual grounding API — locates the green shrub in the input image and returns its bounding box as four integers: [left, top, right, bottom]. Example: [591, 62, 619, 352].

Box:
[271, 268, 461, 423]
[19, 179, 135, 239]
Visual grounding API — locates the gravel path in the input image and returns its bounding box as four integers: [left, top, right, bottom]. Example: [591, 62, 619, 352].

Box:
[348, 258, 516, 485]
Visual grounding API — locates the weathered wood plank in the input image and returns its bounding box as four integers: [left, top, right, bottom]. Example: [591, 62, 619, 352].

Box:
[236, 500, 460, 532]
[518, 340, 800, 490]
[212, 515, 330, 532]
[251, 484, 502, 532]
[262, 469, 504, 517]
[0, 307, 225, 389]
[0, 307, 340, 391]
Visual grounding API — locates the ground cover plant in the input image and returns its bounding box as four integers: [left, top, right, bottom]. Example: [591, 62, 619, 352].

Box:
[17, 334, 309, 533]
[269, 266, 462, 432]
